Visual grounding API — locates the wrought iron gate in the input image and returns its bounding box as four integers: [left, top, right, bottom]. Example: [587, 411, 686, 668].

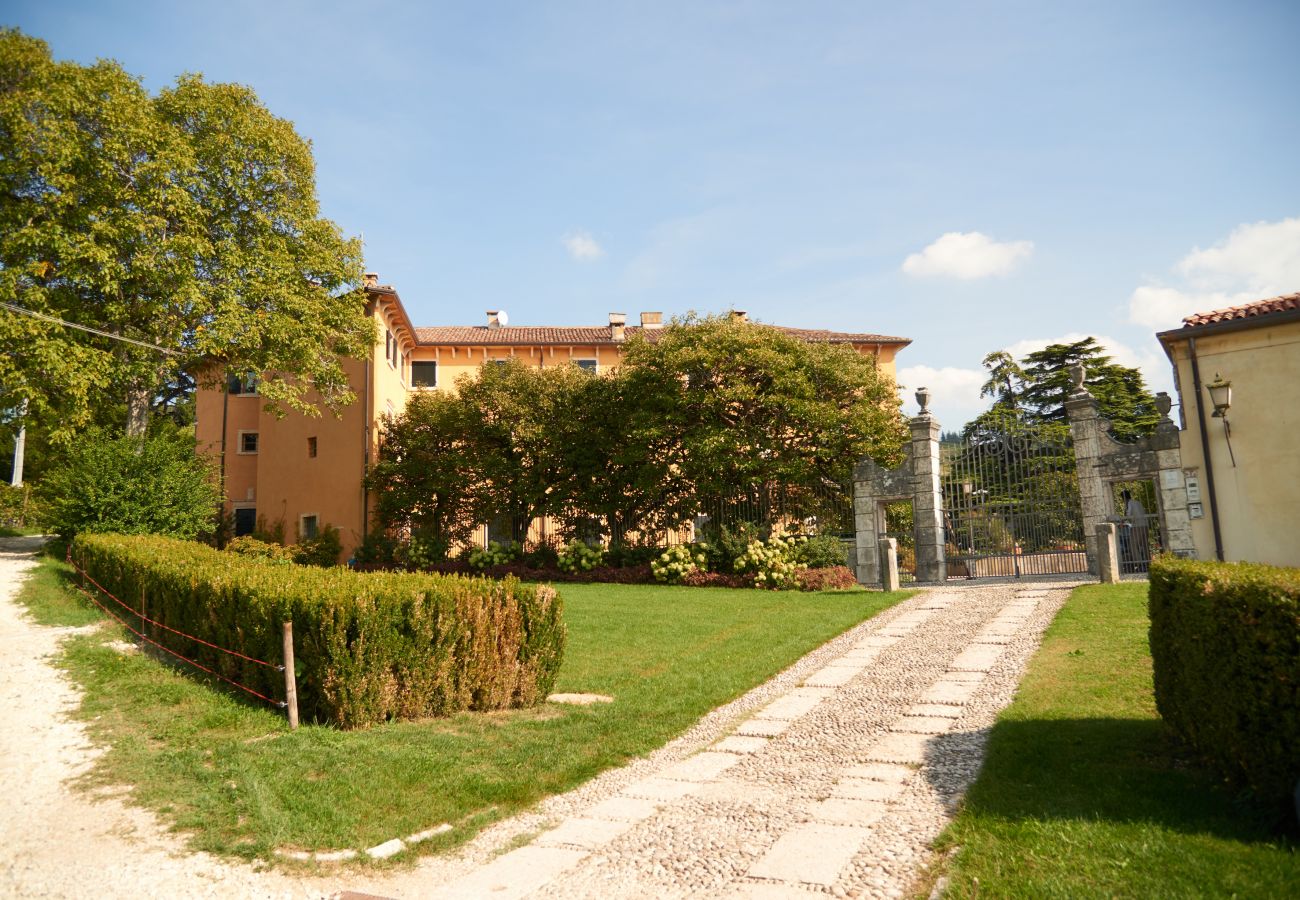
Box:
[940, 420, 1086, 578]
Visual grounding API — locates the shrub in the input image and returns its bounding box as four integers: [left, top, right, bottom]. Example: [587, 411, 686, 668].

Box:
[797, 566, 859, 592]
[795, 533, 849, 569]
[469, 540, 520, 571]
[558, 540, 604, 573]
[352, 529, 401, 567]
[652, 544, 707, 584]
[734, 536, 806, 590]
[0, 483, 43, 528]
[226, 535, 294, 563]
[70, 533, 566, 728]
[1148, 556, 1299, 805]
[293, 524, 342, 567]
[522, 542, 560, 569]
[701, 522, 761, 573]
[604, 544, 661, 568]
[38, 428, 221, 539]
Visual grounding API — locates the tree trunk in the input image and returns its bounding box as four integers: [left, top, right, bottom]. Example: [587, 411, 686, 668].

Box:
[126, 381, 152, 437]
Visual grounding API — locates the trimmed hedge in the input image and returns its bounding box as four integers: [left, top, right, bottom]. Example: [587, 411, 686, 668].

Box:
[70, 533, 565, 728]
[1148, 555, 1299, 803]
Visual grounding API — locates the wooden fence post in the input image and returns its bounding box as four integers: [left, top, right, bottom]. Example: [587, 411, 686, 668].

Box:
[282, 621, 299, 730]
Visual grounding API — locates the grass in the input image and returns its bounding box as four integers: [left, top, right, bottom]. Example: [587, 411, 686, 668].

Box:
[0, 524, 44, 537]
[16, 554, 907, 863]
[929, 582, 1298, 898]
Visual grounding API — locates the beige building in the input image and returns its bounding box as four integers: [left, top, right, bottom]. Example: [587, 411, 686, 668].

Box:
[196, 275, 911, 561]
[1157, 292, 1300, 566]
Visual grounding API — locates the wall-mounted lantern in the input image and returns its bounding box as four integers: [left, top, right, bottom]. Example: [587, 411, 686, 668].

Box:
[1205, 374, 1236, 466]
[1206, 374, 1232, 418]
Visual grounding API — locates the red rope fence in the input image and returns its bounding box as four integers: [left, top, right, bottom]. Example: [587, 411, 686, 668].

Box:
[65, 547, 288, 710]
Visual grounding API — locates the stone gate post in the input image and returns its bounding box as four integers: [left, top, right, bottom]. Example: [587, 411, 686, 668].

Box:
[1064, 365, 1110, 576]
[910, 388, 946, 583]
[1151, 394, 1197, 558]
[852, 458, 886, 586]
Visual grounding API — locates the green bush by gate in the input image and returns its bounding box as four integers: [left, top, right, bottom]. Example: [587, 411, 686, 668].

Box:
[1149, 556, 1299, 805]
[70, 534, 565, 728]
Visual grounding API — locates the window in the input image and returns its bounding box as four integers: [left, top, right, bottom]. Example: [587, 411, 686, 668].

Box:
[385, 330, 399, 369]
[233, 508, 256, 537]
[227, 373, 259, 395]
[411, 361, 438, 388]
[573, 359, 598, 373]
[238, 431, 259, 454]
[307, 436, 317, 458]
[488, 359, 509, 368]
[300, 514, 319, 540]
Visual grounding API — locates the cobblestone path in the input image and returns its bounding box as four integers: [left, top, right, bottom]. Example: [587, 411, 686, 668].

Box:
[342, 579, 1081, 900]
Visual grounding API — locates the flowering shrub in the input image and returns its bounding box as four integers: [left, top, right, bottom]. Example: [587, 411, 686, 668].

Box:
[403, 536, 445, 570]
[558, 540, 604, 573]
[652, 544, 709, 583]
[226, 535, 294, 563]
[733, 535, 807, 590]
[468, 540, 521, 571]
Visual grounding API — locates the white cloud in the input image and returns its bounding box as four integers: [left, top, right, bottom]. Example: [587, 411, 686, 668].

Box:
[901, 231, 1034, 280]
[1128, 216, 1300, 329]
[896, 364, 987, 423]
[562, 231, 604, 261]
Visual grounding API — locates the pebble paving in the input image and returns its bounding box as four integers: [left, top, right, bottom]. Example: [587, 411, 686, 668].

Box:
[394, 578, 1082, 900]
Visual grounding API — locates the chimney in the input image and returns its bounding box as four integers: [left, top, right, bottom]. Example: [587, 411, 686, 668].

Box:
[730, 309, 749, 322]
[639, 311, 663, 330]
[486, 310, 507, 329]
[609, 312, 627, 342]
[363, 272, 379, 288]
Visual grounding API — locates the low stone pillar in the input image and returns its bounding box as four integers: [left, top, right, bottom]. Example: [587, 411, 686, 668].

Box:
[879, 537, 900, 592]
[1096, 523, 1120, 584]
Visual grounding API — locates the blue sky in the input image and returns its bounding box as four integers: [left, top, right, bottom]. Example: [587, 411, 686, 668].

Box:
[8, 1, 1300, 425]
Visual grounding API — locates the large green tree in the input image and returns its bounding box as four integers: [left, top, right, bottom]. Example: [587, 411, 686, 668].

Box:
[0, 29, 373, 441]
[963, 337, 1160, 443]
[620, 313, 907, 505]
[365, 391, 483, 559]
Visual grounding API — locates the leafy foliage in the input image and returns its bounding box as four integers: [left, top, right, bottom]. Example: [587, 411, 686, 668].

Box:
[0, 29, 373, 440]
[964, 337, 1160, 443]
[557, 540, 604, 573]
[1148, 556, 1300, 807]
[37, 428, 221, 539]
[367, 316, 904, 553]
[652, 545, 707, 584]
[733, 535, 807, 590]
[71, 533, 566, 728]
[468, 540, 520, 571]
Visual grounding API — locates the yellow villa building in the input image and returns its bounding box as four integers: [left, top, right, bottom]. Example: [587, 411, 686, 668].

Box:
[195, 274, 912, 561]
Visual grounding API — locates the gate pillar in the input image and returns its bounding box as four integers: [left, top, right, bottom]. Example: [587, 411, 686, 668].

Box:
[852, 458, 895, 586]
[910, 389, 946, 583]
[1065, 365, 1113, 576]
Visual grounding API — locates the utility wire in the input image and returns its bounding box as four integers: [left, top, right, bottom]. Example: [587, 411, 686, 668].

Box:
[1, 301, 182, 356]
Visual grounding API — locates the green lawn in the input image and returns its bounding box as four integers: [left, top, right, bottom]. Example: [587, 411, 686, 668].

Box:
[930, 582, 1298, 898]
[17, 555, 906, 863]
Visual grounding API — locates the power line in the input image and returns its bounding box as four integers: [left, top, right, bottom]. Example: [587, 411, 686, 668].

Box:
[1, 301, 182, 356]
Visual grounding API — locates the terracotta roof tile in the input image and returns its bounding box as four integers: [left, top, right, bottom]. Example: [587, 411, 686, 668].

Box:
[412, 324, 911, 347]
[1181, 291, 1300, 327]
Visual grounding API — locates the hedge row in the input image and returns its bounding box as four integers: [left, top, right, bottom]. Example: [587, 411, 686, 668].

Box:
[384, 560, 862, 591]
[1148, 556, 1299, 803]
[70, 534, 566, 728]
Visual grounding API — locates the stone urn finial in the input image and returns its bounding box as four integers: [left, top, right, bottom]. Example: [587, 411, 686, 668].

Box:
[1068, 363, 1086, 394]
[915, 386, 931, 415]
[1155, 391, 1172, 418]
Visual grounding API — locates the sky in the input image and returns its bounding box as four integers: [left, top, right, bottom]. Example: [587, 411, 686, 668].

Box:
[7, 0, 1300, 426]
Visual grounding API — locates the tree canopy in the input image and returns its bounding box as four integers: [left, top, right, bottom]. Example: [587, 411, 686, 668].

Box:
[0, 28, 374, 441]
[367, 315, 908, 553]
[963, 337, 1160, 442]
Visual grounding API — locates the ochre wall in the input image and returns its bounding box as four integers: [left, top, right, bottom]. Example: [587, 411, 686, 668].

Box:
[1166, 318, 1300, 566]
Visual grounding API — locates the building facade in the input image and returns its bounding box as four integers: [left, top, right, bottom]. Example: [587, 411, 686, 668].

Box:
[1156, 292, 1300, 567]
[195, 275, 912, 561]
